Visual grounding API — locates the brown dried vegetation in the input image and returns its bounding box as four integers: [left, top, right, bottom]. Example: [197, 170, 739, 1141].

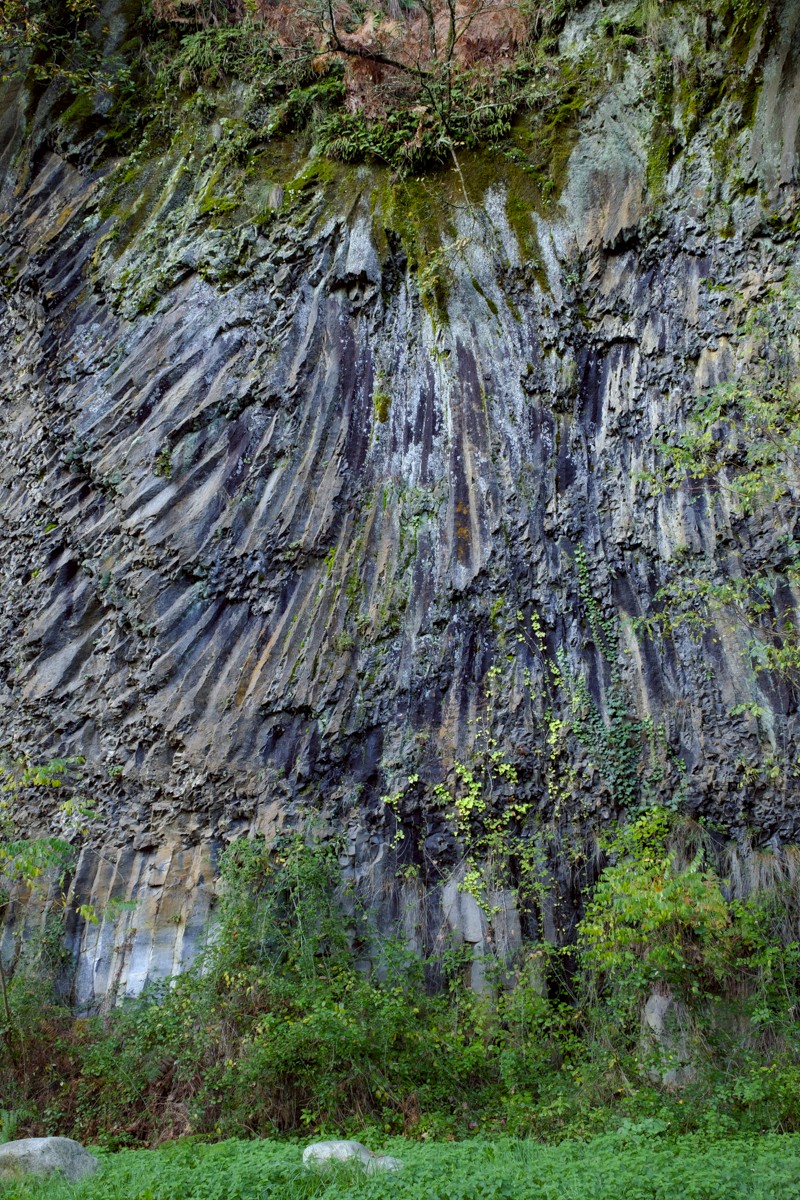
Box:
[155, 0, 539, 116]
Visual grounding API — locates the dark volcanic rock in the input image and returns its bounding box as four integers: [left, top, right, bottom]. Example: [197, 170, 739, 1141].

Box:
[1, 1, 799, 1005]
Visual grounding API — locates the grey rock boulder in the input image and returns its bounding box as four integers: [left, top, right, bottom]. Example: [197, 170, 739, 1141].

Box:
[0, 1137, 100, 1182]
[303, 1139, 403, 1173]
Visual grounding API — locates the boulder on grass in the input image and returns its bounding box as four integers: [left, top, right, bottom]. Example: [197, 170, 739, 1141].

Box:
[0, 1137, 99, 1182]
[303, 1140, 403, 1173]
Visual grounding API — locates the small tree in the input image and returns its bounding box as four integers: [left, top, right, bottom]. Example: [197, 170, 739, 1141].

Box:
[578, 809, 732, 1016]
[0, 757, 94, 1047]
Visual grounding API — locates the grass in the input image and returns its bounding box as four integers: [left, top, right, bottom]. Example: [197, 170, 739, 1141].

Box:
[2, 1130, 800, 1200]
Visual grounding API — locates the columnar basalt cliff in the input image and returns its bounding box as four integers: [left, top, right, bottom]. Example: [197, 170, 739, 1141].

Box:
[1, 0, 799, 1007]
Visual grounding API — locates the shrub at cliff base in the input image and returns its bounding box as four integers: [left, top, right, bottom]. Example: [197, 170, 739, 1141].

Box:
[2, 815, 800, 1148]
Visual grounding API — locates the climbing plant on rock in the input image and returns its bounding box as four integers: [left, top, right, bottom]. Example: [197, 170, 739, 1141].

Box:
[639, 280, 800, 691]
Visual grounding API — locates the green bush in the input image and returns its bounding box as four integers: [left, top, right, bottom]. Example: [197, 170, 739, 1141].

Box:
[45, 837, 562, 1144]
[578, 807, 800, 1021]
[3, 817, 800, 1147]
[578, 809, 733, 1011]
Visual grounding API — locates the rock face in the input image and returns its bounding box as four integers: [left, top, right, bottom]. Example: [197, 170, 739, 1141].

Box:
[0, 1137, 99, 1181]
[641, 988, 696, 1090]
[0, 1, 799, 1004]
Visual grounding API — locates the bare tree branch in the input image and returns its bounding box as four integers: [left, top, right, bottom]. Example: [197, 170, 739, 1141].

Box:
[322, 0, 430, 79]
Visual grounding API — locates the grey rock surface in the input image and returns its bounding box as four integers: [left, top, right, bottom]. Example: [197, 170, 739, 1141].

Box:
[303, 1140, 403, 1172]
[0, 1137, 99, 1182]
[642, 989, 696, 1090]
[0, 0, 799, 1004]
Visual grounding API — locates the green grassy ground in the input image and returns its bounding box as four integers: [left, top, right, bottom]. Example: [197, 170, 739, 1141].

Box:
[1, 1129, 800, 1200]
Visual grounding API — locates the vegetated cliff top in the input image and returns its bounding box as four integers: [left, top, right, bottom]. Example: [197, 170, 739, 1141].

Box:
[0, 0, 773, 177]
